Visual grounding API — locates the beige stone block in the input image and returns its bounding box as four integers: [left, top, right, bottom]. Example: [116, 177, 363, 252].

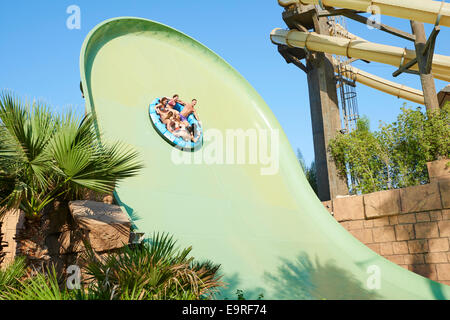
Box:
[392, 241, 409, 254]
[398, 213, 416, 224]
[411, 264, 438, 280]
[428, 238, 450, 252]
[3, 233, 17, 241]
[427, 160, 450, 182]
[364, 189, 401, 218]
[380, 242, 393, 255]
[443, 209, 450, 220]
[1, 227, 17, 257]
[1, 210, 25, 231]
[403, 254, 425, 265]
[69, 200, 131, 252]
[408, 239, 429, 253]
[333, 195, 365, 222]
[363, 219, 374, 228]
[0, 257, 14, 270]
[425, 253, 448, 263]
[367, 243, 381, 255]
[440, 179, 450, 208]
[373, 217, 391, 227]
[438, 220, 450, 237]
[395, 224, 415, 241]
[3, 239, 16, 253]
[436, 263, 450, 280]
[373, 226, 396, 243]
[341, 220, 364, 230]
[351, 220, 365, 230]
[349, 229, 373, 243]
[340, 221, 351, 230]
[385, 255, 404, 265]
[400, 183, 441, 213]
[429, 210, 442, 221]
[414, 222, 439, 239]
[389, 215, 398, 225]
[416, 212, 431, 222]
[322, 201, 333, 214]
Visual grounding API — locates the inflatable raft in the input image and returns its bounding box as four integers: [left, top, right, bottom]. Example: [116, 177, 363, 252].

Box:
[148, 97, 203, 150]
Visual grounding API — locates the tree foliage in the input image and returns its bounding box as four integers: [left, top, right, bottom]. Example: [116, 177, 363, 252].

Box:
[0, 233, 224, 300]
[329, 105, 449, 194]
[297, 149, 318, 196]
[81, 232, 223, 300]
[0, 92, 143, 219]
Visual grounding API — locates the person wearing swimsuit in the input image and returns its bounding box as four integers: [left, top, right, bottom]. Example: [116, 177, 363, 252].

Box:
[180, 99, 199, 124]
[168, 94, 186, 110]
[155, 97, 170, 116]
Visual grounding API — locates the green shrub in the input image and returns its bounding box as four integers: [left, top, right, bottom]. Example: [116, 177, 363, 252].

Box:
[297, 149, 318, 195]
[0, 233, 224, 300]
[329, 105, 449, 194]
[1, 265, 72, 300]
[0, 92, 143, 219]
[81, 233, 223, 300]
[0, 256, 27, 292]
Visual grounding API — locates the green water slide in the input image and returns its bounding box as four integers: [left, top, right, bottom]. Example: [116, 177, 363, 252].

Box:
[80, 17, 450, 300]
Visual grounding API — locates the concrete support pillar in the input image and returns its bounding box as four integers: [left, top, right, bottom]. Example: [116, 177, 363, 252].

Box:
[307, 11, 348, 201]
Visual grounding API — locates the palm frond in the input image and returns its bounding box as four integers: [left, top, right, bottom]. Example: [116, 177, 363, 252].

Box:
[0, 256, 27, 292]
[81, 232, 223, 300]
[0, 91, 142, 218]
[0, 265, 71, 300]
[0, 93, 55, 190]
[47, 113, 143, 194]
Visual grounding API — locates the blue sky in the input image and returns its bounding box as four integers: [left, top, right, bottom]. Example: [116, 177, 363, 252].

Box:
[1, 0, 449, 165]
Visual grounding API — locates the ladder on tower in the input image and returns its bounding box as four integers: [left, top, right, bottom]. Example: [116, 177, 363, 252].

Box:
[328, 16, 360, 133]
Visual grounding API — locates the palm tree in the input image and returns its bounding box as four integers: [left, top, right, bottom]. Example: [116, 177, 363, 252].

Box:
[0, 91, 143, 219]
[0, 234, 224, 300]
[0, 259, 74, 300]
[0, 256, 27, 293]
[81, 233, 224, 300]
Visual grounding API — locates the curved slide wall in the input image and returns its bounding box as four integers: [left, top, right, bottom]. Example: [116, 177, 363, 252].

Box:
[80, 17, 450, 299]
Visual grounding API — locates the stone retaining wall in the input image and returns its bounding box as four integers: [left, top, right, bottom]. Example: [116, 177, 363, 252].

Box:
[0, 210, 24, 269]
[324, 159, 450, 285]
[0, 197, 128, 271]
[0, 221, 5, 265]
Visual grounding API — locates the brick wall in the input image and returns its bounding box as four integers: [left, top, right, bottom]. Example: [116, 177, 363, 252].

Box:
[0, 210, 24, 269]
[323, 159, 450, 285]
[0, 221, 5, 265]
[0, 192, 114, 270]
